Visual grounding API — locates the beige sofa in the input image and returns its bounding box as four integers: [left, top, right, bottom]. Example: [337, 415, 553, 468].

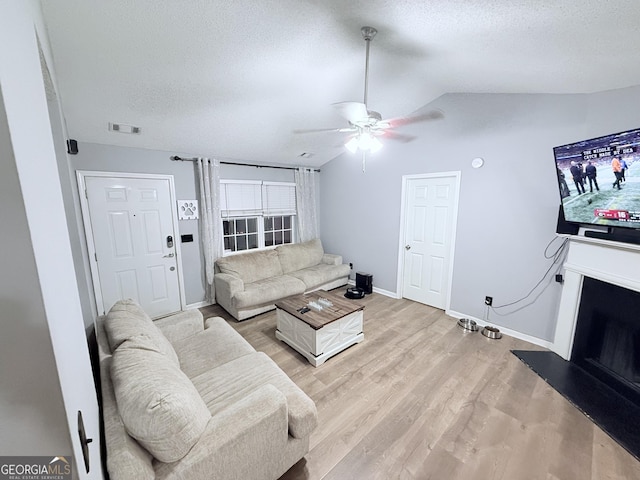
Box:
[97, 299, 317, 480]
[215, 238, 350, 320]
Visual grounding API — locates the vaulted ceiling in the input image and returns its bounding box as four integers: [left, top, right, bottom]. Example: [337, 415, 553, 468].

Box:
[41, 1, 640, 167]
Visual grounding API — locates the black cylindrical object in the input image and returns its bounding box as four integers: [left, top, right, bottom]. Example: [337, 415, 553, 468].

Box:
[355, 272, 373, 294]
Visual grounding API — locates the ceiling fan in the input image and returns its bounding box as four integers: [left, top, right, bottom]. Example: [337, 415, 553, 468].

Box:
[295, 26, 443, 171]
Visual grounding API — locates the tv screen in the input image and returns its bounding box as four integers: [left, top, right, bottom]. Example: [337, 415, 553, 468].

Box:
[554, 128, 640, 230]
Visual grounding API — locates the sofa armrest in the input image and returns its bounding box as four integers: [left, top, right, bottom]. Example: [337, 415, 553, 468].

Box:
[155, 384, 291, 479]
[214, 273, 245, 298]
[321, 253, 343, 265]
[153, 309, 204, 344]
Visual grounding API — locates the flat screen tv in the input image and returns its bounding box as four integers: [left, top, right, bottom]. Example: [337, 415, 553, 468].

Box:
[554, 127, 640, 241]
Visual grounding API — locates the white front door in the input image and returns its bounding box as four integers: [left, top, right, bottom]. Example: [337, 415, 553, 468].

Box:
[80, 174, 182, 318]
[401, 174, 459, 309]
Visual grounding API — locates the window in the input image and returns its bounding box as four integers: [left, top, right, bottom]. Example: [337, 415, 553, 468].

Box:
[223, 217, 259, 252]
[264, 215, 293, 246]
[220, 180, 297, 254]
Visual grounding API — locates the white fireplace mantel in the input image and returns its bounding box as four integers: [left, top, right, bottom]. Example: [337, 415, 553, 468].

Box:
[552, 234, 640, 360]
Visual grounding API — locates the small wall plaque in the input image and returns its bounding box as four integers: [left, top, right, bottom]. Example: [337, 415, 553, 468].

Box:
[177, 200, 199, 220]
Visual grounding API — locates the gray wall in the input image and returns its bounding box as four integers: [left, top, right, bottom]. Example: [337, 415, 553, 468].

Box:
[69, 143, 296, 310]
[319, 87, 640, 342]
[64, 87, 640, 341]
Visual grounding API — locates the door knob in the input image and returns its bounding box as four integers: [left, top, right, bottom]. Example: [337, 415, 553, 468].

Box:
[405, 245, 411, 250]
[163, 253, 175, 258]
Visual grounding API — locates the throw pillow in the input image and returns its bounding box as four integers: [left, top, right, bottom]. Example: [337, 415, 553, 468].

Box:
[111, 334, 211, 463]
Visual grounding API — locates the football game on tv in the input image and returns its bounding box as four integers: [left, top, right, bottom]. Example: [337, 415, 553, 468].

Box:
[554, 127, 640, 230]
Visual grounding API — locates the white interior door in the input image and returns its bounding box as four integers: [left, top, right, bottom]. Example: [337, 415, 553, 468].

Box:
[401, 174, 459, 309]
[81, 174, 182, 318]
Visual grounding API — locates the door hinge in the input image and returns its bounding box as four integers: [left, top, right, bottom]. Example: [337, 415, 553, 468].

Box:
[94, 252, 98, 262]
[85, 189, 88, 199]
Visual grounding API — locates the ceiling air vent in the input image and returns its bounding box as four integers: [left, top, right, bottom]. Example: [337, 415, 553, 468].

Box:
[109, 122, 141, 134]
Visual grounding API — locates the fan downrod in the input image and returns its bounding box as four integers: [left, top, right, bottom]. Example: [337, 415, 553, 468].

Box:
[361, 26, 377, 107]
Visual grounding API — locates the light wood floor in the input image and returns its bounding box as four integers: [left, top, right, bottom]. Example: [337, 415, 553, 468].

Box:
[200, 292, 640, 480]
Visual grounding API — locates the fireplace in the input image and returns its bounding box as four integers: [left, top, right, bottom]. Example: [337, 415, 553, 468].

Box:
[571, 276, 640, 404]
[553, 235, 640, 363]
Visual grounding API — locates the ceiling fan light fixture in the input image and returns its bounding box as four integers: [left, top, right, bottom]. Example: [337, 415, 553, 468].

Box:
[357, 133, 383, 152]
[345, 136, 359, 153]
[369, 136, 383, 153]
[344, 133, 383, 153]
[357, 133, 373, 150]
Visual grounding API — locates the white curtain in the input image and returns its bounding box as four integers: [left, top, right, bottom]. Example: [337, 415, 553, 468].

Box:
[197, 158, 223, 302]
[295, 168, 319, 242]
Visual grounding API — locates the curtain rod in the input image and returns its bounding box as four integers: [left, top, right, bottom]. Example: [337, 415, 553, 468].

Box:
[170, 155, 320, 172]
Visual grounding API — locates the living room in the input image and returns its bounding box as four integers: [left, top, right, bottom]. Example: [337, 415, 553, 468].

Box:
[3, 2, 640, 479]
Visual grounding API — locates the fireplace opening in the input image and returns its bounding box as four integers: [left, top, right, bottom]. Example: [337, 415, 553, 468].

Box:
[572, 277, 640, 405]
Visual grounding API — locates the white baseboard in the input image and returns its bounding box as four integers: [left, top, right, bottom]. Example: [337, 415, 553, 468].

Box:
[346, 279, 400, 299]
[185, 300, 213, 310]
[372, 286, 400, 299]
[445, 309, 554, 350]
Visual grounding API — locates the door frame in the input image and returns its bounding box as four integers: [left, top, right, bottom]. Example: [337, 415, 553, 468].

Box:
[76, 170, 187, 316]
[396, 171, 461, 311]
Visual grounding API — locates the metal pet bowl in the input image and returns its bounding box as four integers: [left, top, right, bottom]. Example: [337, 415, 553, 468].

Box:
[481, 326, 503, 339]
[457, 318, 479, 332]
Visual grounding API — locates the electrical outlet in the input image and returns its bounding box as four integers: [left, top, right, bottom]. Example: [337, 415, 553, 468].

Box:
[349, 263, 353, 269]
[484, 296, 493, 306]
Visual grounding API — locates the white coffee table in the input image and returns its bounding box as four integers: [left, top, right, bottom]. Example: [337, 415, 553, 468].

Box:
[275, 290, 364, 367]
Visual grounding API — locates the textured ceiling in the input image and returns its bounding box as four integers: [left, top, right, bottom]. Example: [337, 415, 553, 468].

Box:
[41, 1, 640, 167]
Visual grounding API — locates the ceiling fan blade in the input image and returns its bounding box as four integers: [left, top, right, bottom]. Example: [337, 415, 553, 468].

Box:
[382, 109, 444, 128]
[381, 130, 416, 143]
[293, 126, 356, 134]
[332, 102, 369, 123]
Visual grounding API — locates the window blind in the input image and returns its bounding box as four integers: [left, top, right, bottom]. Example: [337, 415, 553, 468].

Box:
[262, 182, 297, 216]
[220, 180, 262, 218]
[220, 180, 296, 217]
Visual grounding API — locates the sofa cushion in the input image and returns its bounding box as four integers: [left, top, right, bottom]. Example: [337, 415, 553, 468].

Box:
[216, 249, 283, 284]
[172, 317, 256, 378]
[111, 334, 211, 463]
[104, 299, 179, 366]
[276, 238, 324, 274]
[191, 352, 318, 439]
[234, 275, 305, 309]
[287, 263, 351, 291]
